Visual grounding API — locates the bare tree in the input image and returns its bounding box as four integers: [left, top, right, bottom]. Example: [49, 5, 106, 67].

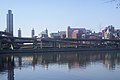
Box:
[105, 0, 120, 8]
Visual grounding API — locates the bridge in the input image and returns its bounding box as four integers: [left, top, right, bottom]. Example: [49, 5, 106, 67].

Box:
[0, 31, 120, 50]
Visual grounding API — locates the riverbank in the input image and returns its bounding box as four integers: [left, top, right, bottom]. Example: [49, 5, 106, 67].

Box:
[0, 47, 120, 54]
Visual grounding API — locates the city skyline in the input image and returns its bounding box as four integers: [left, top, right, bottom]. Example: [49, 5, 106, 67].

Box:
[0, 0, 120, 37]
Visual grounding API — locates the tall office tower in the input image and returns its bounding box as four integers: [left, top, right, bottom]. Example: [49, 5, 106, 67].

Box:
[7, 10, 13, 36]
[18, 28, 21, 38]
[31, 28, 35, 38]
[66, 26, 71, 38]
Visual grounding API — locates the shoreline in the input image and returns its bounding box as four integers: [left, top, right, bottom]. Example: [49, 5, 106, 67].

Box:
[0, 47, 120, 54]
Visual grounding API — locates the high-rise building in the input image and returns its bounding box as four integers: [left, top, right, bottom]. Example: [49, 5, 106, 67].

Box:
[66, 26, 72, 38]
[18, 28, 21, 38]
[31, 28, 35, 38]
[7, 10, 13, 36]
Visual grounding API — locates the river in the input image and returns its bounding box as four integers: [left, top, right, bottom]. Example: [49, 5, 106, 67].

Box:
[0, 51, 120, 80]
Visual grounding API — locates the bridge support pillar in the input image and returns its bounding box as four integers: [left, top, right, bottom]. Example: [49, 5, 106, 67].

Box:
[53, 42, 56, 48]
[33, 40, 37, 49]
[58, 43, 61, 48]
[76, 41, 79, 48]
[0, 39, 2, 50]
[75, 45, 78, 48]
[33, 43, 37, 49]
[40, 41, 42, 49]
[10, 44, 14, 50]
[80, 41, 83, 45]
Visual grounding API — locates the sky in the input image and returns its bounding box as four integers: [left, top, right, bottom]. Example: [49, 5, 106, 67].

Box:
[0, 0, 120, 37]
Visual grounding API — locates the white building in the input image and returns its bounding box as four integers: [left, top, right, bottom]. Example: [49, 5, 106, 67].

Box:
[18, 28, 21, 37]
[38, 28, 48, 38]
[50, 31, 66, 39]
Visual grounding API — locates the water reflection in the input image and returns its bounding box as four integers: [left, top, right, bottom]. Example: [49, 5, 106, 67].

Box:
[0, 55, 14, 80]
[0, 51, 120, 80]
